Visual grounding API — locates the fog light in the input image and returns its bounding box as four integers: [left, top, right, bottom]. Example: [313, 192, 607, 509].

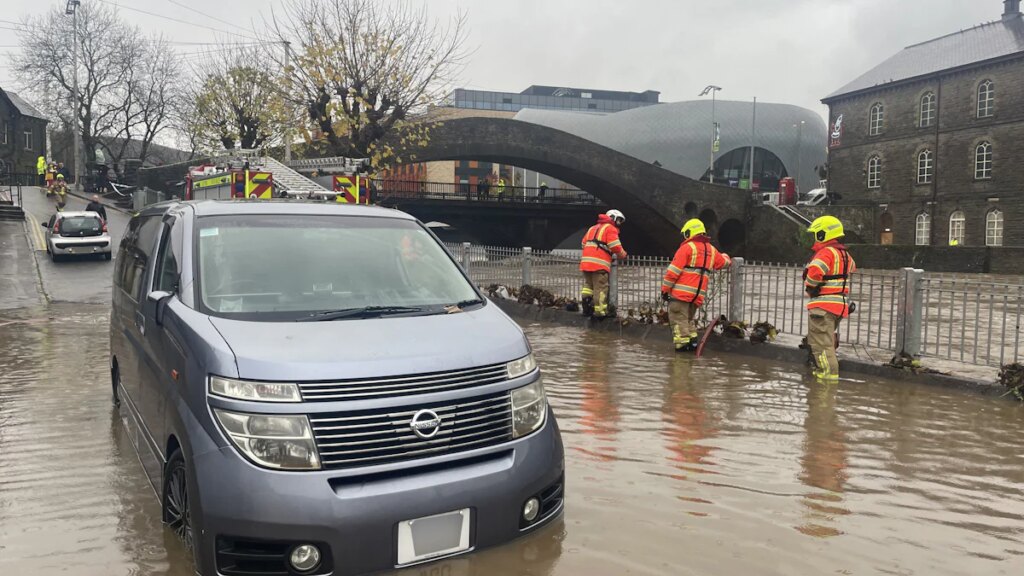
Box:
[523, 497, 541, 522]
[289, 544, 321, 573]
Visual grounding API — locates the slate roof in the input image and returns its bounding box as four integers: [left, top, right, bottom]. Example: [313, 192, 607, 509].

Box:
[825, 14, 1024, 101]
[3, 90, 48, 121]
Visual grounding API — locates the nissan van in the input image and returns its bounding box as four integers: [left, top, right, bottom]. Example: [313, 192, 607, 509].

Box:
[109, 200, 564, 576]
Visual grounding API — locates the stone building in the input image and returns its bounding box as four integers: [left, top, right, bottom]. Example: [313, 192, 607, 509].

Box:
[823, 0, 1024, 247]
[0, 88, 48, 176]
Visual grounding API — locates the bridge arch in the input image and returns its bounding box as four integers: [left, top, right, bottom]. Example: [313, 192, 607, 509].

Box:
[396, 117, 751, 254]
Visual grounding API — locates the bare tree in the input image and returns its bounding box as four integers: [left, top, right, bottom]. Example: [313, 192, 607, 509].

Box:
[14, 3, 181, 177]
[185, 46, 289, 151]
[272, 0, 467, 166]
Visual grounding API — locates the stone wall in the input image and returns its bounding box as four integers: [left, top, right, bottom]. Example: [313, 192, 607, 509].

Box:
[825, 56, 1024, 247]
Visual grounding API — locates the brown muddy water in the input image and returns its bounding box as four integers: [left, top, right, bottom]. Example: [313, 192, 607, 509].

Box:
[1, 304, 1023, 576]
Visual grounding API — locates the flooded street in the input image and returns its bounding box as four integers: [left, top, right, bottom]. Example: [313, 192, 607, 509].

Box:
[2, 305, 1024, 575]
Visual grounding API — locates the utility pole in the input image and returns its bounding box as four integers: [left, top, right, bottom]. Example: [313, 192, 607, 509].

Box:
[66, 0, 81, 191]
[795, 120, 806, 194]
[283, 41, 292, 163]
[699, 85, 722, 184]
[749, 97, 757, 194]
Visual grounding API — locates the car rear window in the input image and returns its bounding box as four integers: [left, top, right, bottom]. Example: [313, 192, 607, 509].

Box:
[60, 216, 103, 236]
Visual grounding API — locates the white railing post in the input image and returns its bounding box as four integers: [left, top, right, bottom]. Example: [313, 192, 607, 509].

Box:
[729, 257, 745, 321]
[461, 242, 471, 277]
[896, 267, 924, 357]
[522, 247, 532, 286]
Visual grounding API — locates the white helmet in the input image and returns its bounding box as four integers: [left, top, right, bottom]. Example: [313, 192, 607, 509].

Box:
[606, 209, 626, 225]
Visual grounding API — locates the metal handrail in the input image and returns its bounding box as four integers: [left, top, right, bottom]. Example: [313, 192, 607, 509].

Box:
[373, 179, 604, 206]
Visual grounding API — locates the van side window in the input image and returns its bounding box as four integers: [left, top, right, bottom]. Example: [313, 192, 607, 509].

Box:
[115, 217, 142, 293]
[119, 215, 162, 301]
[154, 223, 179, 293]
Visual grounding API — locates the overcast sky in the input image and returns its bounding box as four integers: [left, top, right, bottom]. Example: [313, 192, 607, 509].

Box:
[0, 0, 1005, 119]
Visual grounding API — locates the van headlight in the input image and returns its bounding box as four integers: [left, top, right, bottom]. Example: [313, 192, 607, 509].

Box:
[214, 409, 321, 470]
[210, 376, 301, 402]
[506, 353, 537, 379]
[511, 380, 547, 438]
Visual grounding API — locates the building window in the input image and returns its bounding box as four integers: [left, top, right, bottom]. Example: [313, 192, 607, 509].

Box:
[915, 213, 931, 246]
[868, 103, 884, 135]
[986, 210, 1004, 247]
[867, 155, 881, 189]
[581, 92, 593, 99]
[977, 80, 994, 118]
[949, 210, 965, 245]
[975, 141, 993, 180]
[920, 92, 936, 127]
[917, 150, 933, 184]
[23, 131, 32, 151]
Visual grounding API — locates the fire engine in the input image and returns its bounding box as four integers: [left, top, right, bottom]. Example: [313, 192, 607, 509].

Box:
[185, 151, 275, 201]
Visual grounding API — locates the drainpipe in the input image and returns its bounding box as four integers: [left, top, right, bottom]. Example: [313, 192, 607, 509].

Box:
[929, 76, 942, 246]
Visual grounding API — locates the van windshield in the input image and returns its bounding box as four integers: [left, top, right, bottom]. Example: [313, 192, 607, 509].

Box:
[196, 214, 479, 321]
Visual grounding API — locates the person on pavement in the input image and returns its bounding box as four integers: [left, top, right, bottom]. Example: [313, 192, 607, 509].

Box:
[803, 216, 857, 383]
[580, 209, 628, 318]
[36, 156, 46, 186]
[661, 219, 731, 351]
[85, 194, 108, 222]
[51, 174, 68, 211]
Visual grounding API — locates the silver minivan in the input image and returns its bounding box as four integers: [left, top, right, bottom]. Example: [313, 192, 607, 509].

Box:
[109, 200, 564, 576]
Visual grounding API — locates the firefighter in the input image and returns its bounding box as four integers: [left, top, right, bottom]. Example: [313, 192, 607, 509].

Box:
[580, 209, 627, 318]
[803, 215, 857, 382]
[494, 177, 507, 201]
[660, 218, 731, 351]
[51, 174, 68, 211]
[36, 156, 46, 187]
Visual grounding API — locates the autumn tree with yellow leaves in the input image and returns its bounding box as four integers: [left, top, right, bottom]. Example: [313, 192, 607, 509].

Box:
[272, 0, 467, 168]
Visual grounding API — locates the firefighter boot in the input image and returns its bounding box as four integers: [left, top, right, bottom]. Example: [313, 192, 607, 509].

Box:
[673, 326, 689, 351]
[593, 294, 608, 318]
[681, 332, 700, 352]
[581, 296, 594, 317]
[812, 351, 839, 383]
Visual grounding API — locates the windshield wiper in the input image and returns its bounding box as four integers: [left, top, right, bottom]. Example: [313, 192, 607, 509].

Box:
[441, 298, 486, 313]
[297, 305, 424, 322]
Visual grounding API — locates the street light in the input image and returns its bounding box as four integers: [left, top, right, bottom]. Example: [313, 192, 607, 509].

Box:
[699, 85, 722, 184]
[794, 120, 806, 194]
[66, 0, 81, 192]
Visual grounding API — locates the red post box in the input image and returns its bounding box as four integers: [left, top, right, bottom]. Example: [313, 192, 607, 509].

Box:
[779, 177, 796, 205]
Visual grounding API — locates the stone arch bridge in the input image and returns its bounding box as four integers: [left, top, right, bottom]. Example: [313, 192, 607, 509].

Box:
[393, 117, 753, 255]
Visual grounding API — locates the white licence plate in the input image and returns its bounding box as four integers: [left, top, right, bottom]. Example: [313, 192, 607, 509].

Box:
[396, 508, 471, 566]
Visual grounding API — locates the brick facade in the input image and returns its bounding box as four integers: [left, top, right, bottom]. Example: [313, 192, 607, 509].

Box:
[825, 56, 1024, 247]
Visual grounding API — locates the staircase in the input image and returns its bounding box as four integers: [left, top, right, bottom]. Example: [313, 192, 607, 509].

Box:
[259, 157, 329, 196]
[770, 203, 812, 227]
[0, 190, 24, 221]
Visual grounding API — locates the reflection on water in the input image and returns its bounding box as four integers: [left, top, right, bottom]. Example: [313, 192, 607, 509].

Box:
[2, 307, 1024, 575]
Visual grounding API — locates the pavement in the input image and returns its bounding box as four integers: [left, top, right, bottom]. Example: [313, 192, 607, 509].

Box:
[11, 186, 129, 305]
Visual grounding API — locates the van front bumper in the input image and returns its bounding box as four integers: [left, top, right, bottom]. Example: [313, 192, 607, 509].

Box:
[191, 409, 564, 576]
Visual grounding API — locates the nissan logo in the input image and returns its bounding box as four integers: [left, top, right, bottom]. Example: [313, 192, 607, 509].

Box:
[409, 409, 442, 439]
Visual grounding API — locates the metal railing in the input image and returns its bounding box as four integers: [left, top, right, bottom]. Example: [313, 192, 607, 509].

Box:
[443, 241, 1023, 368]
[375, 179, 604, 206]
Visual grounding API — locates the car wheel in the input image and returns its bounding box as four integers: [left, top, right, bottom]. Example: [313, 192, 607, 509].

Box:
[50, 251, 60, 263]
[104, 252, 112, 261]
[163, 450, 197, 563]
[111, 364, 120, 406]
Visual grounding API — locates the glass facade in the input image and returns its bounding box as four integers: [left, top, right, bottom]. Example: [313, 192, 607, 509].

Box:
[700, 147, 789, 192]
[445, 87, 659, 114]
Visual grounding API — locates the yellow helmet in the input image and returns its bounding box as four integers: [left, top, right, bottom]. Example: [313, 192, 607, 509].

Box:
[681, 218, 706, 239]
[807, 215, 844, 243]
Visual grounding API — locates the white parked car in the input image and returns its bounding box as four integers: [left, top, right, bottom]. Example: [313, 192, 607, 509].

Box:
[42, 211, 112, 262]
[797, 188, 829, 206]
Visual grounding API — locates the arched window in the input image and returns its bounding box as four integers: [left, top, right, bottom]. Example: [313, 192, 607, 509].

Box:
[949, 210, 966, 245]
[920, 92, 936, 127]
[917, 149, 933, 184]
[869, 103, 884, 136]
[977, 80, 995, 118]
[986, 210, 1004, 247]
[975, 142, 993, 179]
[867, 155, 881, 189]
[915, 213, 931, 246]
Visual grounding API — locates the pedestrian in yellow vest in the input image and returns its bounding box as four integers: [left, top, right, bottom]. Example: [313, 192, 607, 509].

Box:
[494, 178, 506, 202]
[36, 156, 46, 186]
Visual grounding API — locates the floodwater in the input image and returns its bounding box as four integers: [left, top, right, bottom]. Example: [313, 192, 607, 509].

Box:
[2, 305, 1024, 576]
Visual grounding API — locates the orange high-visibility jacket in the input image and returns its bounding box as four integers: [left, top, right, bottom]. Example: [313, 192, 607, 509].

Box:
[580, 215, 626, 273]
[661, 237, 730, 306]
[804, 241, 857, 317]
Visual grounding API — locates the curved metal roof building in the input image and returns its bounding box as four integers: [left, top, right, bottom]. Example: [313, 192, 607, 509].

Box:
[514, 100, 827, 192]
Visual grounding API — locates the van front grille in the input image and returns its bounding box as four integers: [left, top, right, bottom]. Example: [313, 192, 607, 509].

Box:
[309, 391, 513, 469]
[297, 363, 509, 401]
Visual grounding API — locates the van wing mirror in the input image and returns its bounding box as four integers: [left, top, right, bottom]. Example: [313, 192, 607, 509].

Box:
[147, 290, 173, 325]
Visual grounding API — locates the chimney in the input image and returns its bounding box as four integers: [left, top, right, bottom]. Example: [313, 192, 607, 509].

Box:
[1005, 0, 1022, 19]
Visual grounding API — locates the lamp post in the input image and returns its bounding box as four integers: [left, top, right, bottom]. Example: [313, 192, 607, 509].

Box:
[65, 0, 81, 191]
[699, 85, 722, 184]
[794, 120, 806, 194]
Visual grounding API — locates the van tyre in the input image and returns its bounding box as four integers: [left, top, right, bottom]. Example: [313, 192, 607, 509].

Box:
[163, 450, 196, 564]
